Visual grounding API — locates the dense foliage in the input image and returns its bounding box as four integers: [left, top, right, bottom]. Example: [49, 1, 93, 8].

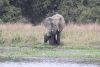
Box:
[0, 0, 21, 23]
[0, 0, 100, 24]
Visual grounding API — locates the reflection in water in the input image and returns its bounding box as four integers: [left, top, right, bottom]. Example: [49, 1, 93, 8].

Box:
[0, 57, 100, 67]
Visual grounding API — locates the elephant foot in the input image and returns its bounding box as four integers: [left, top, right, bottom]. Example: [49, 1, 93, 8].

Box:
[49, 39, 57, 46]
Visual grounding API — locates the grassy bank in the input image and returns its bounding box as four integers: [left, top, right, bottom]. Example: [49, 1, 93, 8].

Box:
[0, 23, 100, 47]
[0, 23, 100, 58]
[0, 46, 100, 58]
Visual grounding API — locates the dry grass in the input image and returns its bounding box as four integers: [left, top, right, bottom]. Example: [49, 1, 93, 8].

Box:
[64, 23, 100, 32]
[0, 23, 47, 31]
[0, 23, 100, 47]
[62, 23, 100, 47]
[0, 23, 99, 31]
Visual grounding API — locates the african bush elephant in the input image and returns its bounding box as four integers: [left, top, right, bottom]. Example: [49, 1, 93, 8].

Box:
[44, 31, 51, 43]
[44, 31, 57, 45]
[43, 14, 65, 45]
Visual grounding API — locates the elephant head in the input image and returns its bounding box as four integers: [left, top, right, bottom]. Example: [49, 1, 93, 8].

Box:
[43, 14, 65, 34]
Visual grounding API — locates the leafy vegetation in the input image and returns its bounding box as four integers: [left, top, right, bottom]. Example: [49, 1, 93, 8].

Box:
[0, 0, 21, 23]
[0, 0, 100, 24]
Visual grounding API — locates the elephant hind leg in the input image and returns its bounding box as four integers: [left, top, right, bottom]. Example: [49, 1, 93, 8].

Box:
[57, 31, 61, 45]
[44, 34, 51, 43]
[44, 35, 48, 43]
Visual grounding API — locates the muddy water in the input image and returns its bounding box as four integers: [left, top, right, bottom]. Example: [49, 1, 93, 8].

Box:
[0, 57, 100, 67]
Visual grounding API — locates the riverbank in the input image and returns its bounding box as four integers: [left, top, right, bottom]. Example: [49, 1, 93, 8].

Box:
[0, 23, 100, 58]
[0, 45, 100, 58]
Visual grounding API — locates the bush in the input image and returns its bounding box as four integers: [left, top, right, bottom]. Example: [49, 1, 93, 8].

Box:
[0, 0, 21, 23]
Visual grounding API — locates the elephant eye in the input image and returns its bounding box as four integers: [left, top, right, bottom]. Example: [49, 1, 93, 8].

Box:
[55, 25, 56, 26]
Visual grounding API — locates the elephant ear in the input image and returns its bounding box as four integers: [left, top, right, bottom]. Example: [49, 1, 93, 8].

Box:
[58, 17, 66, 31]
[43, 17, 52, 31]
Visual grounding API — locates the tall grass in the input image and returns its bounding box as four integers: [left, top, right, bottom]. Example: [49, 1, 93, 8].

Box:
[0, 23, 100, 47]
[62, 23, 100, 47]
[0, 23, 46, 46]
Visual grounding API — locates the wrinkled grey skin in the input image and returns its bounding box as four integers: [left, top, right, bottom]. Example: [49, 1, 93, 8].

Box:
[44, 31, 51, 43]
[44, 31, 56, 45]
[44, 14, 65, 45]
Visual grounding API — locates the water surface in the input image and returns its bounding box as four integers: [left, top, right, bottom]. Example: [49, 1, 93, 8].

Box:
[0, 56, 100, 67]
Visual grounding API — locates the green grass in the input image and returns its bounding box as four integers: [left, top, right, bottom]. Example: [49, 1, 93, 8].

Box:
[0, 23, 100, 58]
[0, 23, 100, 47]
[0, 44, 100, 58]
[0, 46, 100, 58]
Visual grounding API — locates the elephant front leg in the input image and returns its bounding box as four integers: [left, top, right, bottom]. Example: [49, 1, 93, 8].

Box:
[57, 31, 61, 45]
[49, 34, 56, 45]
